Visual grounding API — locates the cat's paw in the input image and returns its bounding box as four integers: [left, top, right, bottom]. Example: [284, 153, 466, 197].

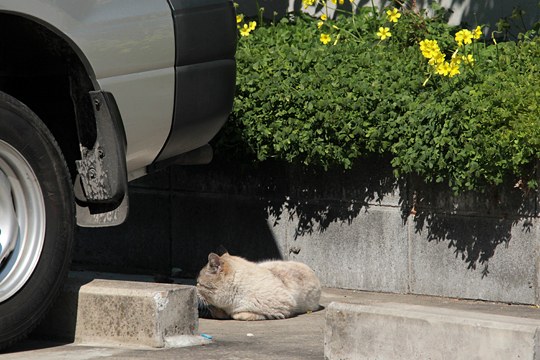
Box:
[266, 311, 291, 320]
[232, 312, 266, 321]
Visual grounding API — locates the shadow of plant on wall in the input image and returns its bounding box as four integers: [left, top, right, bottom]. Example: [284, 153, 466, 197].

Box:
[99, 156, 539, 281]
[263, 155, 406, 240]
[410, 179, 536, 277]
[262, 157, 537, 277]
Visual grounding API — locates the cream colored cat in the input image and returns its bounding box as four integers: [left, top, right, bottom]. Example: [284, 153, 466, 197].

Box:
[196, 252, 321, 320]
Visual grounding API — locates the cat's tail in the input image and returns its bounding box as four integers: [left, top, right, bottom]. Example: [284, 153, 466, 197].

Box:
[198, 303, 215, 319]
[197, 293, 231, 319]
[197, 294, 214, 318]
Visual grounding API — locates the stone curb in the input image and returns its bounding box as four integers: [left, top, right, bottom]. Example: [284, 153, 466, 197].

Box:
[325, 301, 540, 360]
[36, 275, 205, 348]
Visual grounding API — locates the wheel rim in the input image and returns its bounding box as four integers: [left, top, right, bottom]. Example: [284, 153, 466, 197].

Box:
[0, 139, 46, 302]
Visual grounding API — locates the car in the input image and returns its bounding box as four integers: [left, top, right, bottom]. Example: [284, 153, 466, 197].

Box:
[0, 0, 236, 348]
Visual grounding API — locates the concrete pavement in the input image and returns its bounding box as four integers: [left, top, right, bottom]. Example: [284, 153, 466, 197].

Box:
[3, 285, 540, 359]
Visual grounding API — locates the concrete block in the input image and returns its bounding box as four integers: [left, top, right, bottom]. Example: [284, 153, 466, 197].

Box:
[37, 277, 200, 348]
[410, 215, 539, 304]
[288, 207, 409, 293]
[325, 301, 540, 360]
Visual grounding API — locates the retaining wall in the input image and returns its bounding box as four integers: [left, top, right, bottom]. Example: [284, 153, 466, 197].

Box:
[74, 157, 540, 305]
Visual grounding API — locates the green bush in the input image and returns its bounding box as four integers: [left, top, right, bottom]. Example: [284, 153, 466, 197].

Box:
[214, 4, 540, 193]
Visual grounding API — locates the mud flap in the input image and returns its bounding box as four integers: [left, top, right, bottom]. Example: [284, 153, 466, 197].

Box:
[74, 91, 129, 227]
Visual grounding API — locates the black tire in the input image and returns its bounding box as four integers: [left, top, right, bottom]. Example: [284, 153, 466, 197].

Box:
[0, 91, 74, 349]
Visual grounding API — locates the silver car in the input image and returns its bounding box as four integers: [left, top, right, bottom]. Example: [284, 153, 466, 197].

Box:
[0, 0, 236, 348]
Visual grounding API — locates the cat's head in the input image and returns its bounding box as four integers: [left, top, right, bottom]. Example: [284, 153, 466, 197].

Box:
[196, 252, 230, 302]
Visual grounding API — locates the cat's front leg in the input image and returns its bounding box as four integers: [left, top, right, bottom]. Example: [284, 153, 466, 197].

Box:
[231, 312, 266, 321]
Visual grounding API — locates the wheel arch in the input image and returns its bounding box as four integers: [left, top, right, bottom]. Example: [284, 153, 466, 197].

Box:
[0, 12, 99, 179]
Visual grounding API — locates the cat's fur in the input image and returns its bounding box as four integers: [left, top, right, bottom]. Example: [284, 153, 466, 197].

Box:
[196, 252, 321, 320]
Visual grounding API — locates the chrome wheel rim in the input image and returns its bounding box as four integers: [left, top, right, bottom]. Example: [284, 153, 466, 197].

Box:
[0, 139, 46, 302]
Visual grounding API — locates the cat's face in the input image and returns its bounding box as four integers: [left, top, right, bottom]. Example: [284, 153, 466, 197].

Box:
[196, 253, 226, 302]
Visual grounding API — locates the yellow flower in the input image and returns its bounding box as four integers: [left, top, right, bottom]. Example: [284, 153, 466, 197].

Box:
[249, 21, 257, 31]
[317, 21, 324, 29]
[449, 55, 461, 74]
[236, 14, 243, 24]
[428, 51, 445, 66]
[455, 29, 473, 47]
[320, 33, 331, 45]
[462, 54, 475, 65]
[448, 62, 460, 77]
[386, 8, 401, 23]
[436, 61, 451, 76]
[321, 14, 328, 21]
[302, 0, 316, 8]
[419, 38, 464, 78]
[339, 0, 345, 4]
[473, 26, 482, 40]
[239, 24, 251, 37]
[451, 53, 462, 65]
[330, 0, 336, 3]
[419, 39, 434, 53]
[419, 39, 441, 59]
[376, 27, 391, 40]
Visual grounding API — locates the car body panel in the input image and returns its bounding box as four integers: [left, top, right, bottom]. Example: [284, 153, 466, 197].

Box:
[99, 68, 175, 172]
[0, 0, 176, 173]
[155, 0, 236, 163]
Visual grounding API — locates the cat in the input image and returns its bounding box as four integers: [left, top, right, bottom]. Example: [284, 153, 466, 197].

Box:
[196, 251, 321, 320]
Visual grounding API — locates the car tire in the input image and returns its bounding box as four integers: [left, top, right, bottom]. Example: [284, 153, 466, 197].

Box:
[0, 91, 74, 349]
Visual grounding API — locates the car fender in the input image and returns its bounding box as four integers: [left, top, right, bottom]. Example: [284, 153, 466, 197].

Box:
[0, 0, 176, 174]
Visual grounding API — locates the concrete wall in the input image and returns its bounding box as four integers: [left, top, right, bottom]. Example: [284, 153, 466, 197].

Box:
[237, 0, 540, 31]
[74, 156, 540, 305]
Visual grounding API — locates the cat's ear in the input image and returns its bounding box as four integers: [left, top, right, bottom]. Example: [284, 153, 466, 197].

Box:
[208, 253, 223, 274]
[216, 245, 229, 256]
